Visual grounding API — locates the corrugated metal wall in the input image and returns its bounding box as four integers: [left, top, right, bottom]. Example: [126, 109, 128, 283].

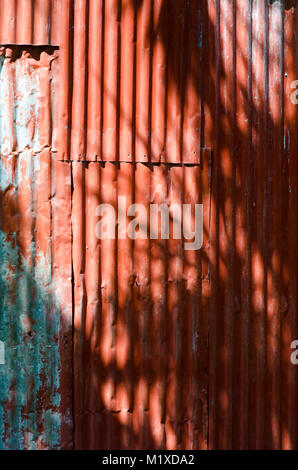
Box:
[0, 0, 298, 450]
[0, 45, 72, 448]
[0, 0, 61, 45]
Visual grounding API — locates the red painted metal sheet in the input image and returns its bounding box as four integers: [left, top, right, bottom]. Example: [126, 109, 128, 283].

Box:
[57, 0, 203, 163]
[0, 0, 61, 46]
[0, 0, 298, 451]
[0, 46, 72, 449]
[0, 45, 59, 155]
[72, 152, 211, 449]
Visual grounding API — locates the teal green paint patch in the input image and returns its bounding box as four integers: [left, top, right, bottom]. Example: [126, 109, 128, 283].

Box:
[0, 230, 63, 449]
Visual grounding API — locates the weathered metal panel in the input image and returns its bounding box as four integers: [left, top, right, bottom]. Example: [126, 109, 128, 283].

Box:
[0, 46, 72, 449]
[0, 0, 298, 452]
[206, 0, 298, 450]
[0, 0, 61, 46]
[58, 0, 203, 163]
[72, 152, 211, 449]
[68, 0, 298, 451]
[0, 45, 59, 155]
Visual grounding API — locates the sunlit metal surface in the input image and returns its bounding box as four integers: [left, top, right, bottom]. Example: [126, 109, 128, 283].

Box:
[0, 0, 297, 451]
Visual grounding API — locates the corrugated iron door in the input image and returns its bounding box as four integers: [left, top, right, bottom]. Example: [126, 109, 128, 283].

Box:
[0, 45, 73, 449]
[72, 154, 211, 450]
[67, 0, 212, 449]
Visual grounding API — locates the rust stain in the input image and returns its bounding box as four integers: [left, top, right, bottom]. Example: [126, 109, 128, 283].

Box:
[0, 45, 72, 449]
[0, 0, 298, 451]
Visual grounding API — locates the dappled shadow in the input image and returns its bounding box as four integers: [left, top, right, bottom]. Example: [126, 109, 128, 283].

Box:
[1, 0, 298, 451]
[69, 0, 298, 451]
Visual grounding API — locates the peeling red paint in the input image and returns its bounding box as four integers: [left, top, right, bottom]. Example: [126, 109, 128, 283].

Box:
[0, 0, 298, 451]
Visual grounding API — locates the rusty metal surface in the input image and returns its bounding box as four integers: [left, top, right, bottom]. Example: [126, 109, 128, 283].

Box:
[0, 46, 72, 449]
[58, 0, 203, 163]
[0, 0, 61, 46]
[206, 0, 298, 450]
[72, 152, 211, 449]
[0, 0, 298, 451]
